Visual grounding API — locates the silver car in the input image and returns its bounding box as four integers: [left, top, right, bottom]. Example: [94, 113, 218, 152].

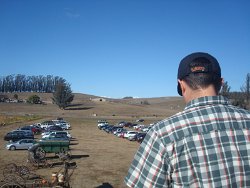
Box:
[6, 139, 36, 151]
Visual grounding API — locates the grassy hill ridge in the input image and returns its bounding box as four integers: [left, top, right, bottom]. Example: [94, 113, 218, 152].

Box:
[0, 92, 185, 120]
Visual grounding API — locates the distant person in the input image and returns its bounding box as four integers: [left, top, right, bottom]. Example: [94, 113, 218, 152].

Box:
[124, 52, 250, 187]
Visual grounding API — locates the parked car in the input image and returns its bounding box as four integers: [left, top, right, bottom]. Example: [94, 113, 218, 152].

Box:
[133, 124, 145, 130]
[39, 134, 70, 142]
[60, 120, 71, 129]
[124, 131, 138, 139]
[113, 128, 123, 135]
[113, 128, 127, 136]
[103, 125, 114, 133]
[127, 132, 142, 141]
[123, 122, 133, 127]
[4, 130, 34, 142]
[15, 128, 33, 136]
[100, 124, 110, 131]
[44, 125, 63, 132]
[135, 132, 147, 143]
[136, 119, 144, 122]
[30, 124, 43, 134]
[42, 131, 71, 139]
[126, 123, 137, 128]
[40, 121, 55, 129]
[141, 126, 152, 132]
[97, 119, 108, 124]
[110, 126, 123, 134]
[18, 125, 41, 135]
[6, 139, 36, 151]
[98, 123, 109, 130]
[98, 122, 109, 129]
[117, 121, 126, 127]
[52, 120, 71, 130]
[116, 129, 128, 138]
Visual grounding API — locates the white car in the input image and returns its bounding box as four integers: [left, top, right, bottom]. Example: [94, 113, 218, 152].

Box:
[141, 126, 152, 132]
[97, 122, 108, 129]
[52, 120, 71, 130]
[60, 121, 71, 129]
[123, 131, 138, 139]
[133, 124, 145, 130]
[42, 131, 71, 139]
[40, 121, 55, 129]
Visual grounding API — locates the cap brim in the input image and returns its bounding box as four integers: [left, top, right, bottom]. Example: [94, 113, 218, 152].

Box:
[177, 82, 182, 96]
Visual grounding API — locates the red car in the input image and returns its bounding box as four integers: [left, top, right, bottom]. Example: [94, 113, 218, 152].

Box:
[18, 125, 42, 135]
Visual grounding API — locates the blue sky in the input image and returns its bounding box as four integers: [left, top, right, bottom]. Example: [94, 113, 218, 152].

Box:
[0, 0, 249, 98]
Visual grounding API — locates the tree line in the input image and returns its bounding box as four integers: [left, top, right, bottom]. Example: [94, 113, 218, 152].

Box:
[0, 74, 67, 93]
[0, 74, 74, 110]
[1, 73, 249, 110]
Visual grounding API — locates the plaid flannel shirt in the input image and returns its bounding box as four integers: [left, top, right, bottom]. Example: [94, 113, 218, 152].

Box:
[125, 96, 250, 188]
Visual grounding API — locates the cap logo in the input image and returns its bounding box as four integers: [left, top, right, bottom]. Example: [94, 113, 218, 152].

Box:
[191, 66, 206, 73]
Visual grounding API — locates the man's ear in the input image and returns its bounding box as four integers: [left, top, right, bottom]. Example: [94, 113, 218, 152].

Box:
[178, 79, 186, 96]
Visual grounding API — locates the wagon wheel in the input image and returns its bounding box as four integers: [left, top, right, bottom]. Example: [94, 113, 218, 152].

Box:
[27, 155, 40, 169]
[63, 162, 76, 187]
[0, 182, 23, 188]
[3, 163, 17, 178]
[32, 159, 40, 169]
[26, 158, 38, 170]
[3, 174, 25, 187]
[57, 151, 71, 162]
[26, 152, 38, 169]
[17, 166, 30, 177]
[29, 158, 49, 169]
[35, 147, 46, 159]
[40, 159, 51, 168]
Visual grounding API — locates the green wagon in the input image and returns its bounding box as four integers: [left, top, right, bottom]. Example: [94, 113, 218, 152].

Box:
[29, 140, 70, 159]
[39, 141, 69, 153]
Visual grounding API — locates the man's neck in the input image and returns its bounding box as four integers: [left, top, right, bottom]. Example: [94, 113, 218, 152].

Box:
[184, 85, 217, 104]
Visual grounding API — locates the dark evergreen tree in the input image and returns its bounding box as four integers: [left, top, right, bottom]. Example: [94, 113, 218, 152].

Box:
[14, 94, 18, 100]
[52, 82, 74, 109]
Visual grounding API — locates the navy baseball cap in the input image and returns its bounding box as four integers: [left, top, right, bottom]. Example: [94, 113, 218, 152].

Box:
[177, 52, 221, 96]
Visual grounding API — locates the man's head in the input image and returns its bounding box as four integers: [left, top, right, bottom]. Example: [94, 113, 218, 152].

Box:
[177, 52, 222, 100]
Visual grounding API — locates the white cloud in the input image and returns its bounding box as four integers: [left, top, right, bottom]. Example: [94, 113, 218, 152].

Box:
[64, 8, 80, 18]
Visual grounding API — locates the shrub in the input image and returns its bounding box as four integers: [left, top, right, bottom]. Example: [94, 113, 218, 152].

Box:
[27, 95, 41, 104]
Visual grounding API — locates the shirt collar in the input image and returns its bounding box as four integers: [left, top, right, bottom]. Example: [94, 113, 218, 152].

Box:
[185, 96, 230, 110]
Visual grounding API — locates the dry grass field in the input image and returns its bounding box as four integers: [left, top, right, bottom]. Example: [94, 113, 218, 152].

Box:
[0, 92, 184, 188]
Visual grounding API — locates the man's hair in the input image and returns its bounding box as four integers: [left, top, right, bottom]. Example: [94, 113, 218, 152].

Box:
[183, 73, 222, 94]
[177, 52, 222, 96]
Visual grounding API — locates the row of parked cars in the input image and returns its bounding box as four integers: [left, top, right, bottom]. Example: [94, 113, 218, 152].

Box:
[97, 120, 153, 143]
[4, 119, 72, 151]
[38, 119, 71, 130]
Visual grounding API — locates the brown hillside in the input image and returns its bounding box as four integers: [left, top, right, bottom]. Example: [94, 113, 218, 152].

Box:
[0, 92, 185, 120]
